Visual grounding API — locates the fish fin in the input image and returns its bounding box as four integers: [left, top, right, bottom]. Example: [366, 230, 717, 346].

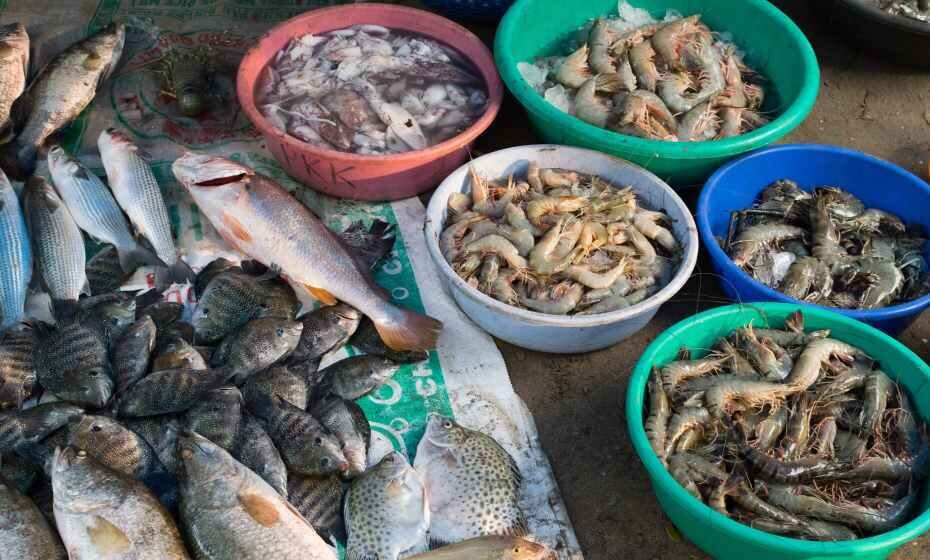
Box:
[429, 535, 453, 549]
[785, 310, 804, 333]
[86, 515, 131, 554]
[503, 514, 529, 537]
[345, 552, 380, 560]
[302, 284, 338, 306]
[373, 307, 442, 352]
[238, 493, 281, 527]
[42, 188, 62, 211]
[116, 244, 165, 275]
[221, 212, 252, 243]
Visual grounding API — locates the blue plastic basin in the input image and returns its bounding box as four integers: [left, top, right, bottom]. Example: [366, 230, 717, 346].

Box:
[696, 144, 930, 334]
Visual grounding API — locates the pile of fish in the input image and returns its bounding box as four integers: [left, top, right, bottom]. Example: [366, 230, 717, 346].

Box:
[257, 24, 488, 154]
[0, 23, 125, 179]
[724, 180, 929, 309]
[872, 0, 930, 23]
[518, 3, 769, 141]
[645, 311, 929, 540]
[440, 162, 681, 315]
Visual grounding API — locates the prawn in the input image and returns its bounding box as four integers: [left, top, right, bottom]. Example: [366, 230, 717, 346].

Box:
[440, 212, 483, 261]
[633, 209, 679, 252]
[786, 338, 861, 392]
[705, 379, 787, 419]
[783, 393, 814, 460]
[463, 234, 528, 270]
[859, 370, 894, 433]
[478, 254, 500, 294]
[446, 192, 472, 221]
[755, 403, 789, 451]
[730, 223, 806, 267]
[574, 74, 623, 128]
[660, 355, 727, 395]
[519, 281, 583, 314]
[575, 286, 652, 315]
[526, 161, 544, 192]
[734, 424, 851, 483]
[627, 224, 657, 266]
[814, 416, 838, 459]
[767, 484, 916, 534]
[526, 196, 587, 227]
[528, 218, 578, 275]
[857, 258, 904, 309]
[539, 168, 582, 189]
[497, 224, 535, 257]
[651, 15, 703, 71]
[588, 18, 618, 74]
[574, 221, 608, 262]
[563, 260, 629, 290]
[677, 101, 720, 142]
[489, 268, 519, 304]
[646, 373, 671, 464]
[664, 407, 711, 459]
[629, 39, 659, 92]
[554, 44, 592, 88]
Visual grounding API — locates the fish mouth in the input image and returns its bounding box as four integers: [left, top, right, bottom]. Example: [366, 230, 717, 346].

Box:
[171, 152, 254, 188]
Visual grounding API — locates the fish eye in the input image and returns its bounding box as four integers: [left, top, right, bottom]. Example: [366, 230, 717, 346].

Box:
[201, 308, 209, 316]
[91, 425, 102, 433]
[314, 437, 322, 445]
[88, 370, 99, 377]
[385, 455, 395, 463]
[110, 317, 121, 326]
[442, 420, 453, 429]
[320, 457, 330, 467]
[275, 328, 285, 337]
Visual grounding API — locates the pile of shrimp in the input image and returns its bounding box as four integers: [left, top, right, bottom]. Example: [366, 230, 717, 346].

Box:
[724, 179, 929, 309]
[256, 25, 488, 154]
[440, 162, 682, 315]
[518, 2, 769, 142]
[872, 0, 930, 23]
[646, 310, 929, 540]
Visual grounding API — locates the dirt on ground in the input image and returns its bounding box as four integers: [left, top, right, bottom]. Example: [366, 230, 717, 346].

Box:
[459, 1, 930, 558]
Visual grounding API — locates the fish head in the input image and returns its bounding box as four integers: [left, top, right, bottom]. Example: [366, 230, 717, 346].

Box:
[51, 446, 124, 511]
[172, 152, 254, 192]
[508, 539, 555, 560]
[263, 318, 304, 353]
[422, 413, 469, 449]
[61, 366, 114, 410]
[302, 431, 350, 476]
[177, 430, 242, 503]
[68, 414, 122, 450]
[330, 303, 362, 328]
[97, 127, 140, 160]
[374, 450, 413, 481]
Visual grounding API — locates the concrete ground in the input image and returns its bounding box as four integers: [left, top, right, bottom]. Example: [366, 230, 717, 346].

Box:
[459, 1, 930, 558]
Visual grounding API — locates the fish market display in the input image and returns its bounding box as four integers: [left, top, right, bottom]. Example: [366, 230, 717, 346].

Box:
[99, 128, 193, 284]
[871, 0, 930, 23]
[0, 23, 124, 178]
[173, 152, 443, 351]
[257, 24, 488, 154]
[0, 168, 31, 330]
[518, 4, 769, 141]
[23, 176, 87, 316]
[415, 415, 525, 545]
[645, 311, 929, 540]
[0, 473, 65, 559]
[440, 162, 681, 315]
[724, 180, 929, 309]
[0, 23, 29, 137]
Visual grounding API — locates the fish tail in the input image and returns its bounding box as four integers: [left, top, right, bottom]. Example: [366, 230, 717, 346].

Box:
[0, 139, 36, 180]
[116, 243, 165, 274]
[372, 306, 442, 352]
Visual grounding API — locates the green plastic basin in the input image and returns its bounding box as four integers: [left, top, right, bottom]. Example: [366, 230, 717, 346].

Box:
[494, 0, 821, 187]
[626, 303, 930, 560]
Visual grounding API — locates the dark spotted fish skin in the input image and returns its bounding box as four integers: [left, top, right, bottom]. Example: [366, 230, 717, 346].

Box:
[125, 417, 181, 474]
[211, 318, 303, 385]
[310, 395, 370, 478]
[316, 355, 399, 401]
[288, 303, 361, 364]
[0, 472, 66, 560]
[349, 317, 429, 364]
[0, 327, 37, 409]
[241, 365, 308, 411]
[117, 367, 231, 417]
[112, 316, 156, 395]
[0, 403, 83, 453]
[85, 246, 126, 295]
[0, 452, 40, 493]
[76, 292, 136, 351]
[34, 322, 113, 408]
[68, 414, 161, 480]
[233, 413, 288, 496]
[247, 394, 348, 477]
[193, 258, 239, 299]
[138, 301, 183, 330]
[155, 322, 194, 353]
[192, 271, 269, 343]
[153, 337, 208, 371]
[287, 473, 346, 542]
[182, 386, 242, 451]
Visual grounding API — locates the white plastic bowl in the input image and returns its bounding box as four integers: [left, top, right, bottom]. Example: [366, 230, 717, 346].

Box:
[424, 145, 699, 353]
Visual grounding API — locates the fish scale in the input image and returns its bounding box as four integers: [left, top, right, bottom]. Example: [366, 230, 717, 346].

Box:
[0, 327, 37, 408]
[85, 246, 125, 295]
[24, 176, 87, 309]
[183, 386, 242, 451]
[0, 403, 83, 453]
[287, 473, 345, 541]
[35, 322, 113, 408]
[117, 367, 231, 417]
[233, 414, 288, 496]
[0, 23, 28, 134]
[69, 415, 152, 478]
[193, 271, 267, 343]
[0, 169, 31, 329]
[0, 475, 66, 559]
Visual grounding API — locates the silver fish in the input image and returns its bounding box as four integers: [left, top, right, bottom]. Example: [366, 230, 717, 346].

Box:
[0, 168, 31, 330]
[0, 474, 65, 559]
[47, 145, 160, 273]
[23, 176, 87, 316]
[0, 23, 29, 137]
[172, 153, 442, 352]
[99, 128, 192, 284]
[0, 23, 124, 179]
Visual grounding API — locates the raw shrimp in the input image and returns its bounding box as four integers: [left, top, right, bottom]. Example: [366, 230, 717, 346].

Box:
[575, 286, 652, 315]
[730, 224, 806, 267]
[555, 44, 591, 88]
[646, 373, 671, 464]
[497, 224, 535, 257]
[677, 101, 720, 142]
[575, 221, 608, 261]
[447, 192, 472, 220]
[463, 234, 528, 270]
[651, 16, 703, 71]
[859, 370, 894, 433]
[755, 403, 789, 451]
[440, 212, 483, 261]
[588, 19, 619, 74]
[857, 258, 904, 309]
[783, 393, 814, 460]
[633, 210, 679, 252]
[736, 427, 851, 483]
[526, 196, 587, 227]
[539, 168, 581, 189]
[664, 407, 711, 459]
[574, 74, 622, 127]
[814, 417, 838, 459]
[660, 356, 727, 395]
[786, 338, 861, 392]
[529, 218, 579, 275]
[478, 254, 500, 293]
[563, 260, 628, 289]
[767, 485, 916, 534]
[705, 379, 787, 419]
[629, 40, 659, 92]
[519, 281, 583, 314]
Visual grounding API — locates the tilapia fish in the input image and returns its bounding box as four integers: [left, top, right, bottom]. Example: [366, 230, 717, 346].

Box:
[287, 473, 346, 542]
[117, 367, 232, 417]
[99, 128, 192, 284]
[0, 402, 83, 454]
[125, 417, 181, 475]
[405, 537, 554, 560]
[0, 23, 29, 137]
[288, 303, 361, 364]
[414, 415, 525, 545]
[48, 145, 160, 273]
[77, 292, 137, 350]
[183, 386, 242, 451]
[23, 176, 87, 315]
[154, 337, 209, 371]
[241, 365, 309, 411]
[178, 431, 337, 560]
[310, 394, 370, 478]
[233, 413, 288, 497]
[52, 446, 190, 559]
[316, 354, 399, 400]
[86, 245, 127, 295]
[345, 451, 430, 560]
[350, 316, 429, 364]
[0, 168, 31, 329]
[0, 473, 66, 559]
[0, 325, 37, 408]
[210, 317, 303, 385]
[172, 153, 442, 351]
[112, 315, 157, 395]
[193, 257, 239, 299]
[1, 23, 124, 179]
[192, 269, 286, 343]
[35, 320, 113, 408]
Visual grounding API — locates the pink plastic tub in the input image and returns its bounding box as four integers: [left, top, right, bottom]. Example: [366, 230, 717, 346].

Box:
[237, 3, 503, 201]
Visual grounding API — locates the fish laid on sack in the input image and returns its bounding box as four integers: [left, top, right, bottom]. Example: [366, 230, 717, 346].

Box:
[154, 337, 210, 372]
[48, 145, 161, 273]
[0, 167, 32, 330]
[310, 394, 370, 478]
[644, 310, 930, 540]
[345, 451, 430, 560]
[287, 303, 361, 364]
[99, 127, 192, 285]
[178, 431, 337, 560]
[52, 446, 190, 559]
[182, 386, 243, 452]
[349, 317, 429, 364]
[117, 367, 233, 418]
[241, 365, 309, 411]
[0, 471, 66, 559]
[23, 176, 88, 317]
[192, 268, 296, 344]
[125, 417, 182, 475]
[172, 153, 443, 351]
[0, 23, 29, 139]
[415, 415, 525, 545]
[0, 23, 125, 178]
[112, 316, 157, 395]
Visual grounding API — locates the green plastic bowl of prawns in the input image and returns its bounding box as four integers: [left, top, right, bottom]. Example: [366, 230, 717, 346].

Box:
[626, 302, 930, 560]
[494, 0, 820, 187]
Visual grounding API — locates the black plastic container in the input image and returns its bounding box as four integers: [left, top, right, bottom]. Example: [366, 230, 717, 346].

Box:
[813, 0, 930, 67]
